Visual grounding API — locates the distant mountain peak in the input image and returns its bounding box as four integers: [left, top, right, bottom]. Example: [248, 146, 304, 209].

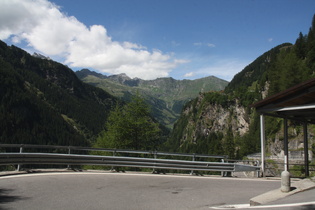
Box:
[76, 69, 229, 128]
[108, 73, 131, 80]
[32, 52, 51, 60]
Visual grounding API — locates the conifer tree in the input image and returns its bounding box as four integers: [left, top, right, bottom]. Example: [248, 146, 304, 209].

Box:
[95, 94, 161, 150]
[295, 32, 307, 59]
[224, 127, 235, 159]
[307, 14, 315, 69]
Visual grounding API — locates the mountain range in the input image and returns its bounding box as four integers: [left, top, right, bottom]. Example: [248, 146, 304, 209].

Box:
[76, 69, 228, 128]
[0, 39, 226, 146]
[0, 40, 118, 145]
[166, 14, 315, 160]
[2, 14, 315, 162]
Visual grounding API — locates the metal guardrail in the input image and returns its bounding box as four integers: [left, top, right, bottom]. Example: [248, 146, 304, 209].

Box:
[0, 144, 228, 159]
[0, 144, 260, 174]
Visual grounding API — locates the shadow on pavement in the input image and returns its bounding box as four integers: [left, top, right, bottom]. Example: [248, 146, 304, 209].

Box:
[299, 204, 315, 210]
[0, 189, 28, 210]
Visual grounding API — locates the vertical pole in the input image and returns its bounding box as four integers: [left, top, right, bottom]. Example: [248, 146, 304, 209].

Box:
[283, 118, 289, 171]
[67, 146, 71, 169]
[256, 160, 260, 178]
[260, 114, 265, 177]
[281, 119, 291, 193]
[221, 159, 225, 177]
[190, 154, 195, 175]
[303, 122, 309, 177]
[111, 149, 116, 171]
[152, 151, 158, 174]
[17, 145, 23, 171]
[281, 155, 291, 193]
[284, 155, 288, 171]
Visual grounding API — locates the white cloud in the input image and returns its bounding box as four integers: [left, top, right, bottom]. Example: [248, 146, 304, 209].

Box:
[192, 58, 248, 81]
[193, 42, 215, 47]
[193, 42, 202, 46]
[0, 0, 187, 80]
[268, 38, 273, 42]
[171, 41, 180, 47]
[184, 72, 194, 77]
[206, 43, 216, 47]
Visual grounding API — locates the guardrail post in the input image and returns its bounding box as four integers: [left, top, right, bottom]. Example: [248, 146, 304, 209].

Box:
[190, 154, 196, 175]
[17, 145, 23, 171]
[221, 159, 225, 177]
[256, 160, 260, 177]
[152, 150, 158, 174]
[110, 149, 116, 171]
[67, 146, 71, 169]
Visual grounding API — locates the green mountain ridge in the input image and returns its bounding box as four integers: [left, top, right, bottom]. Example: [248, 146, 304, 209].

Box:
[76, 69, 228, 128]
[3, 13, 315, 162]
[166, 14, 315, 159]
[0, 40, 119, 146]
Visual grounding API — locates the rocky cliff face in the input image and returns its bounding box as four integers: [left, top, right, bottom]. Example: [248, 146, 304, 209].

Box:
[266, 125, 314, 160]
[174, 89, 315, 162]
[173, 91, 251, 151]
[168, 37, 315, 161]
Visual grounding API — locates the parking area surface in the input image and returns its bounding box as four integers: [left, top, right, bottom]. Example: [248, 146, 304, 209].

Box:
[0, 172, 281, 210]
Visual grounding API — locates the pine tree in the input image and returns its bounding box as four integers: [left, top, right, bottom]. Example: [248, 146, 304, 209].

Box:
[295, 32, 307, 59]
[224, 127, 235, 159]
[95, 94, 161, 150]
[307, 14, 315, 69]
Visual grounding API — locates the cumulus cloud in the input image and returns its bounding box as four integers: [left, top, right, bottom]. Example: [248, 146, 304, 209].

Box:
[0, 0, 187, 80]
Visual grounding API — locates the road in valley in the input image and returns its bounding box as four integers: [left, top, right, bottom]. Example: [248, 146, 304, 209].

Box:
[0, 172, 281, 210]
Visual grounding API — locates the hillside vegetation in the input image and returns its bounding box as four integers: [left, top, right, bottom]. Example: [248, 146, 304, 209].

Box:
[165, 15, 315, 158]
[2, 14, 315, 160]
[76, 69, 228, 128]
[0, 40, 118, 146]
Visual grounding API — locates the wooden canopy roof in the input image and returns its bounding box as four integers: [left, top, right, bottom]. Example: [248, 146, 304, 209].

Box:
[252, 78, 315, 124]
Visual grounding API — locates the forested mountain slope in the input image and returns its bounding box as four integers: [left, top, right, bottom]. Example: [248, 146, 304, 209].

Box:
[166, 15, 315, 158]
[0, 40, 118, 146]
[76, 69, 228, 128]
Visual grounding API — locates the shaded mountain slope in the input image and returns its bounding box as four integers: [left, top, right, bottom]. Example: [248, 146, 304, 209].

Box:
[0, 41, 118, 146]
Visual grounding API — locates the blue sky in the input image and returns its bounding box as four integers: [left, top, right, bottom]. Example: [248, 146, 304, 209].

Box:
[1, 0, 315, 81]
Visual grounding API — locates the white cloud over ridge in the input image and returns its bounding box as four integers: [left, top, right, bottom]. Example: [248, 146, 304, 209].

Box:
[184, 72, 194, 77]
[0, 0, 187, 80]
[189, 58, 248, 81]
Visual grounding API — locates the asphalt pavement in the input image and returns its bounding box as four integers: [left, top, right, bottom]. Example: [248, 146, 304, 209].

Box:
[212, 177, 315, 210]
[0, 170, 314, 210]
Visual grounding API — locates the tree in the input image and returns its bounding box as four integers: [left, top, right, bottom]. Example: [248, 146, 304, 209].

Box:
[295, 32, 307, 59]
[307, 14, 315, 70]
[224, 126, 235, 159]
[95, 94, 161, 150]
